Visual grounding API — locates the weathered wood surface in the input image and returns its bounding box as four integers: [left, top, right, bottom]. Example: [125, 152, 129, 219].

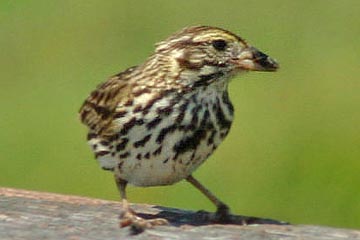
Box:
[0, 187, 359, 240]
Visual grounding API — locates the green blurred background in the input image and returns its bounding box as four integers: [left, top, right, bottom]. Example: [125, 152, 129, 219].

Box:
[1, 0, 359, 229]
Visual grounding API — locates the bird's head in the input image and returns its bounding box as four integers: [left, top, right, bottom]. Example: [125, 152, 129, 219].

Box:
[154, 26, 279, 88]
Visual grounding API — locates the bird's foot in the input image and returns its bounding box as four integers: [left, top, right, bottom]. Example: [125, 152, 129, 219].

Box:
[194, 204, 237, 224]
[214, 203, 233, 223]
[119, 208, 168, 233]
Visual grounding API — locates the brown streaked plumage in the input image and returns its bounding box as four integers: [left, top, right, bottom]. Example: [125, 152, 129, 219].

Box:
[79, 26, 278, 229]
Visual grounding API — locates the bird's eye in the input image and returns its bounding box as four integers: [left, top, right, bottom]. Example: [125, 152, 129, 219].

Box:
[211, 39, 227, 51]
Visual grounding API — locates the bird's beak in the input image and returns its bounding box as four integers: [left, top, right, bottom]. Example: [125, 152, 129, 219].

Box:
[233, 46, 279, 72]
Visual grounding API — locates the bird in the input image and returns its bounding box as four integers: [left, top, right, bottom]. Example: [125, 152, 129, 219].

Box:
[79, 26, 279, 228]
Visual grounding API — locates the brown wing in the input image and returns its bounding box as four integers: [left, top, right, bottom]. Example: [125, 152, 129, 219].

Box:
[79, 66, 137, 136]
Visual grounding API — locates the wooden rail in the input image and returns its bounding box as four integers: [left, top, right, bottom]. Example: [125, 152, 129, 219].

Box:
[0, 187, 359, 239]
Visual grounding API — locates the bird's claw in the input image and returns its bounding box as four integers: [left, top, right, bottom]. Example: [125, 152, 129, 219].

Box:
[119, 209, 169, 229]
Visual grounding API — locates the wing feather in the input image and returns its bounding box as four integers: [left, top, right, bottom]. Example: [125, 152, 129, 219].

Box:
[79, 66, 137, 136]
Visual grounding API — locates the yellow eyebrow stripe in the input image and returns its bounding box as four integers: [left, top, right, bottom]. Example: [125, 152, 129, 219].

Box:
[192, 32, 238, 42]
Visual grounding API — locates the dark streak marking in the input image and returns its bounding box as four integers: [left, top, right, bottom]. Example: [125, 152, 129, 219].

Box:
[95, 92, 104, 104]
[222, 91, 234, 115]
[157, 105, 174, 116]
[133, 134, 151, 148]
[142, 94, 163, 113]
[186, 153, 196, 166]
[175, 101, 189, 124]
[119, 151, 130, 159]
[193, 72, 224, 87]
[177, 55, 203, 70]
[90, 90, 99, 99]
[133, 88, 151, 97]
[108, 133, 119, 142]
[146, 116, 162, 130]
[113, 110, 127, 119]
[116, 138, 129, 151]
[153, 146, 162, 156]
[102, 166, 114, 171]
[133, 105, 143, 113]
[203, 109, 210, 121]
[173, 129, 206, 159]
[220, 129, 230, 138]
[118, 161, 124, 171]
[120, 117, 137, 135]
[80, 110, 89, 122]
[215, 98, 232, 129]
[207, 130, 217, 145]
[156, 125, 177, 143]
[124, 99, 133, 107]
[86, 102, 112, 120]
[104, 92, 112, 103]
[173, 110, 211, 159]
[100, 141, 109, 146]
[113, 65, 137, 78]
[190, 110, 199, 126]
[135, 119, 144, 126]
[95, 150, 110, 158]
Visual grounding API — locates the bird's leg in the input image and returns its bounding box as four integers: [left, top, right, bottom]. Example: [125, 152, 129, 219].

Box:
[115, 177, 135, 227]
[186, 175, 232, 223]
[114, 176, 168, 229]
